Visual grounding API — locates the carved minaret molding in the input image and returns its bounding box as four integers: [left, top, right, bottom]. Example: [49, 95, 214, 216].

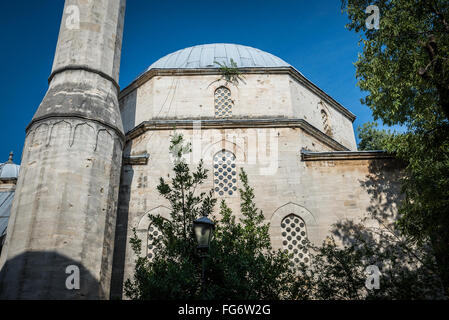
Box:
[0, 0, 126, 299]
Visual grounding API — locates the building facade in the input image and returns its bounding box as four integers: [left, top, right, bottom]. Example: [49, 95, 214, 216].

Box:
[0, 1, 403, 299]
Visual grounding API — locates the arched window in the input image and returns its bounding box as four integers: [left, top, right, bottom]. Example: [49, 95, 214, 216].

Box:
[281, 214, 309, 267]
[213, 149, 237, 196]
[147, 224, 162, 261]
[214, 86, 233, 118]
[321, 109, 331, 136]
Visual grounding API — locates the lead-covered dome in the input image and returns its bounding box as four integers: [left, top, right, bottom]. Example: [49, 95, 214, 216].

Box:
[147, 43, 290, 70]
[0, 152, 20, 179]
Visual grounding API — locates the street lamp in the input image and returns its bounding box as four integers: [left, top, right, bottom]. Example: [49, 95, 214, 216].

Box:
[193, 216, 215, 298]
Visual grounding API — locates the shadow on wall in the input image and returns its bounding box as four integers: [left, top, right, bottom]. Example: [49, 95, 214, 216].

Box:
[0, 251, 98, 299]
[322, 158, 444, 298]
[110, 164, 134, 299]
[332, 158, 405, 245]
[359, 159, 405, 222]
[120, 90, 137, 134]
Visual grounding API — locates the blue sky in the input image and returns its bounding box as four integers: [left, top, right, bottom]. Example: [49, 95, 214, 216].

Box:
[0, 0, 385, 162]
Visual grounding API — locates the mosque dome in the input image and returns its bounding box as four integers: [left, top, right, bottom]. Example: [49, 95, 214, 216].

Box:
[147, 43, 291, 70]
[0, 152, 20, 179]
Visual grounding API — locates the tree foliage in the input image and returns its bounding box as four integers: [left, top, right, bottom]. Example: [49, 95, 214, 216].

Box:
[290, 217, 445, 300]
[385, 126, 449, 295]
[357, 122, 392, 150]
[342, 0, 449, 125]
[342, 0, 449, 295]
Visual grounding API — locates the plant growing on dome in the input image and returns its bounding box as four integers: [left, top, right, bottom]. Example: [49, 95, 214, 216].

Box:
[209, 58, 246, 87]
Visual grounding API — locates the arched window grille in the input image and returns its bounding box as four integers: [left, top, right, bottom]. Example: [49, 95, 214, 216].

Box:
[321, 109, 331, 135]
[214, 86, 233, 118]
[147, 224, 163, 261]
[281, 214, 309, 267]
[213, 150, 237, 196]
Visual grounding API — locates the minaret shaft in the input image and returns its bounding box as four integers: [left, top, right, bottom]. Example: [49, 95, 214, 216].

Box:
[0, 0, 126, 299]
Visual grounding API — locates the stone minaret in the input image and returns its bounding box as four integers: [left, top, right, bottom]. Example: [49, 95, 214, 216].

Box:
[0, 0, 126, 299]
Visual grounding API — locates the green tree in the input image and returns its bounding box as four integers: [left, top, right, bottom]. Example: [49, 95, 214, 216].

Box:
[342, 0, 449, 124]
[342, 0, 449, 295]
[386, 127, 449, 296]
[357, 122, 392, 150]
[124, 133, 295, 300]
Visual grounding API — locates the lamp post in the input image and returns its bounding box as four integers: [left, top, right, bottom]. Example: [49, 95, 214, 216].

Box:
[193, 216, 215, 298]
